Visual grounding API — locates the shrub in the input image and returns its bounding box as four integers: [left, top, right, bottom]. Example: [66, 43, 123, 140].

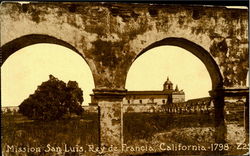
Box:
[19, 75, 84, 121]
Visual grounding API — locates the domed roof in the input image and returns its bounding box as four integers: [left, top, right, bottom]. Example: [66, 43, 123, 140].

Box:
[164, 77, 173, 85]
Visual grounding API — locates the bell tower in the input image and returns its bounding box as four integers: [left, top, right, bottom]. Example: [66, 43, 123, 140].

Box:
[163, 77, 173, 91]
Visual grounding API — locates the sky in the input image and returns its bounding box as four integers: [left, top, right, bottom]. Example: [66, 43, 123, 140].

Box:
[1, 44, 95, 107]
[2, 44, 212, 107]
[126, 46, 212, 100]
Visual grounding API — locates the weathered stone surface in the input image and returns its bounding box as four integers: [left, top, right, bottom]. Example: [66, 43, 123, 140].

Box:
[0, 2, 248, 89]
[99, 102, 123, 153]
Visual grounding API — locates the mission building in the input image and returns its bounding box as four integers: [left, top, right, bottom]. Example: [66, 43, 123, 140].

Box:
[122, 77, 185, 112]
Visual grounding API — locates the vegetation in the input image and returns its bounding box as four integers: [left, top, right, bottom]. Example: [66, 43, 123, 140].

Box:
[124, 112, 215, 141]
[2, 112, 216, 155]
[19, 75, 84, 121]
[2, 112, 99, 156]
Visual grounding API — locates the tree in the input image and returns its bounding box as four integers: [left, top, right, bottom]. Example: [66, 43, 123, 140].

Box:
[19, 75, 84, 121]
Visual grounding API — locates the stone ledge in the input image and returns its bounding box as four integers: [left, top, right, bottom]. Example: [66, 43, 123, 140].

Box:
[209, 88, 249, 97]
[92, 89, 127, 101]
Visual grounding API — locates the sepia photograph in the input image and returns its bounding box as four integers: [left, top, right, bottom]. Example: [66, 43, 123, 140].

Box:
[1, 1, 249, 155]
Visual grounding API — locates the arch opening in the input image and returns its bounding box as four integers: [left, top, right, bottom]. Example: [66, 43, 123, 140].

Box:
[125, 45, 212, 101]
[128, 37, 223, 91]
[123, 38, 223, 154]
[1, 42, 95, 107]
[1, 34, 88, 66]
[1, 37, 99, 155]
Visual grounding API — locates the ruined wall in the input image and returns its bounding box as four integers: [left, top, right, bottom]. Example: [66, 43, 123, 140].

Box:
[0, 2, 248, 90]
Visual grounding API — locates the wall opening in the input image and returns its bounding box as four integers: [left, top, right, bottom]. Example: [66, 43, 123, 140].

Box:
[1, 41, 99, 155]
[123, 38, 222, 155]
[1, 43, 95, 107]
[125, 46, 212, 100]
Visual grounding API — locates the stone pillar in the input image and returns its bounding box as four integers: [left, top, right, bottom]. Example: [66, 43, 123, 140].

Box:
[93, 89, 126, 155]
[209, 89, 226, 150]
[210, 88, 249, 155]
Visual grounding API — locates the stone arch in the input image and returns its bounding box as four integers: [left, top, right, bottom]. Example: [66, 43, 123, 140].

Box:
[1, 34, 96, 97]
[1, 34, 90, 68]
[128, 37, 223, 90]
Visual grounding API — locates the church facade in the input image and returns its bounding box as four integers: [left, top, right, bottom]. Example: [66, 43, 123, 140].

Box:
[122, 77, 185, 113]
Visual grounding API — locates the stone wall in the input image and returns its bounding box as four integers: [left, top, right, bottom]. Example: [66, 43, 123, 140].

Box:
[1, 2, 248, 90]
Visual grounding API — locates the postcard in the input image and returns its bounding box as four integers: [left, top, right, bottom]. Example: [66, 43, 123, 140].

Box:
[1, 1, 249, 156]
